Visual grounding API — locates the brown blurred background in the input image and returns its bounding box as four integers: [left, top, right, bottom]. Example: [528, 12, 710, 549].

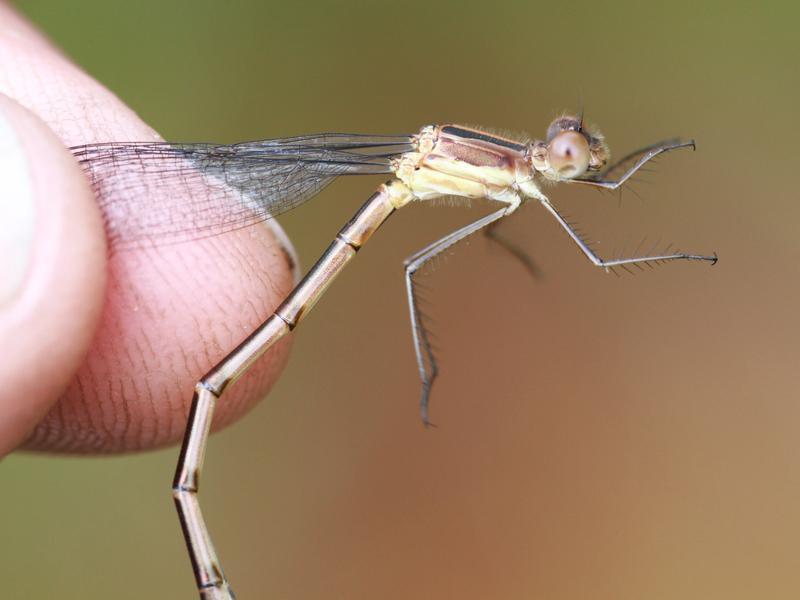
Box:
[4, 1, 800, 598]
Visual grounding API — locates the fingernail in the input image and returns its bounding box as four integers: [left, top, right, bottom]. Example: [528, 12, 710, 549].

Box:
[0, 106, 35, 307]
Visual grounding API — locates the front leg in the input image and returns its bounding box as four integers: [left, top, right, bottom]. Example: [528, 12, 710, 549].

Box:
[573, 139, 695, 190]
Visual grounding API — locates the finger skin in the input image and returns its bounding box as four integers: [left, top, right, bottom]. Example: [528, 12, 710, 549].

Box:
[0, 4, 296, 453]
[0, 96, 106, 457]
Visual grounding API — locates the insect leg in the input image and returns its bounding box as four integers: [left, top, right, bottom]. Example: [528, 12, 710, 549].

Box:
[537, 196, 717, 270]
[573, 139, 695, 190]
[484, 218, 542, 279]
[404, 205, 513, 426]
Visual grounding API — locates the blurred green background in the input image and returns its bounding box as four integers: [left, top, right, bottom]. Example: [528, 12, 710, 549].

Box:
[4, 1, 800, 598]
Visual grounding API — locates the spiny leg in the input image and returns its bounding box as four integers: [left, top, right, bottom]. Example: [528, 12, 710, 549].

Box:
[537, 196, 717, 270]
[484, 218, 543, 279]
[404, 205, 514, 426]
[172, 183, 404, 599]
[573, 138, 695, 190]
[484, 140, 698, 276]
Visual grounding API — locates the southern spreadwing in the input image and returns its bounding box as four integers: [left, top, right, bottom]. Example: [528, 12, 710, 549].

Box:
[70, 115, 717, 599]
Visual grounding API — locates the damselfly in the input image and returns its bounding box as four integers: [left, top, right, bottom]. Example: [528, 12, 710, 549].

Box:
[71, 115, 716, 599]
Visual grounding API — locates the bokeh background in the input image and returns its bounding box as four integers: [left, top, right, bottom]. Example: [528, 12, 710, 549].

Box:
[4, 1, 800, 598]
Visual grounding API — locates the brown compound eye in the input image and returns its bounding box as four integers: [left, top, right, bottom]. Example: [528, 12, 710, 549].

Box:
[548, 130, 591, 178]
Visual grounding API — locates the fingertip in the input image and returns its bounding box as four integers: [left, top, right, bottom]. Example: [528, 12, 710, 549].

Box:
[261, 217, 302, 285]
[0, 6, 298, 452]
[20, 199, 300, 452]
[0, 94, 106, 456]
[25, 223, 296, 453]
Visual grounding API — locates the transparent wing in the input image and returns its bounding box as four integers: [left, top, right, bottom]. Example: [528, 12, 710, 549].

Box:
[71, 133, 414, 250]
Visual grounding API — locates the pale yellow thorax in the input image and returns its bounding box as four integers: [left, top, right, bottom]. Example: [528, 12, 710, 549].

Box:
[392, 124, 543, 208]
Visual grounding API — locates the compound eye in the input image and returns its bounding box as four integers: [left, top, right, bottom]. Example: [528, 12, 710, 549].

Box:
[548, 130, 591, 178]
